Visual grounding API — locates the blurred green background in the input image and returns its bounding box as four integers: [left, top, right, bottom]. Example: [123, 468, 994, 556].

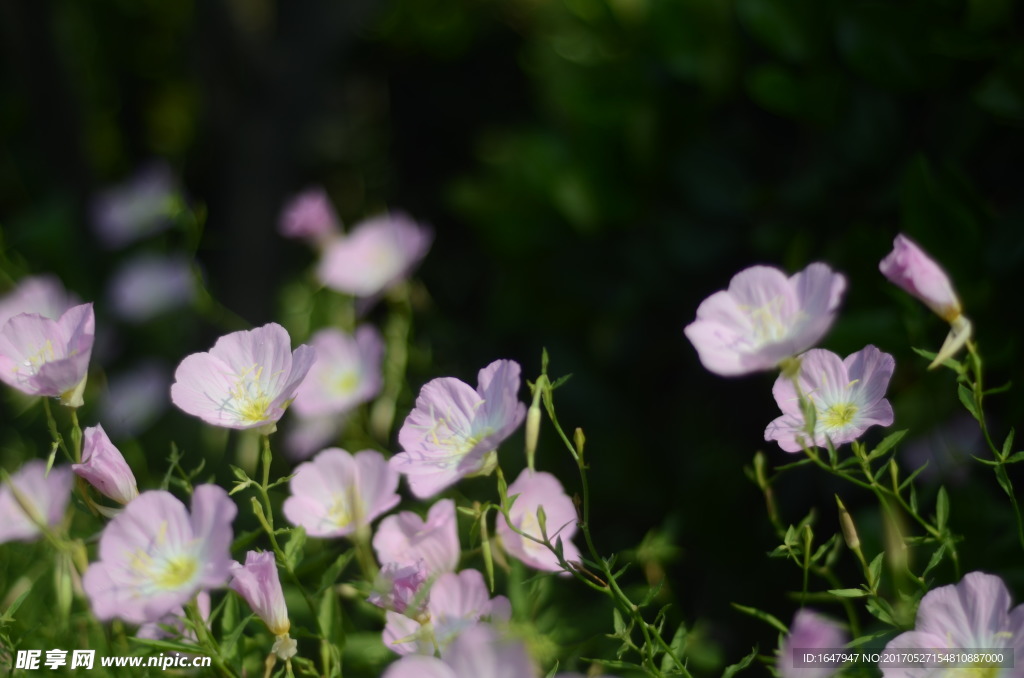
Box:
[3, 0, 1024, 673]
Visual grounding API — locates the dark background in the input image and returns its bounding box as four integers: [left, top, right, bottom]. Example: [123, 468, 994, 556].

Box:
[3, 0, 1024, 673]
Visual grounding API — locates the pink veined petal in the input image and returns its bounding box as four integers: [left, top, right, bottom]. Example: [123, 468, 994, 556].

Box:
[271, 343, 316, 411]
[388, 451, 464, 500]
[855, 399, 894, 429]
[189, 485, 238, 589]
[727, 266, 797, 319]
[770, 372, 803, 418]
[796, 349, 851, 407]
[383, 610, 429, 655]
[880, 234, 961, 320]
[382, 655, 457, 678]
[398, 378, 482, 456]
[352, 450, 401, 526]
[170, 353, 240, 425]
[764, 414, 809, 453]
[844, 345, 896, 410]
[373, 499, 460, 576]
[441, 625, 538, 678]
[792, 263, 847, 317]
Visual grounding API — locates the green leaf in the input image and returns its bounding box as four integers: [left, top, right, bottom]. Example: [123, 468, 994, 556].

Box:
[731, 603, 788, 634]
[828, 588, 868, 598]
[936, 486, 950, 531]
[612, 608, 626, 636]
[318, 551, 355, 594]
[285, 526, 307, 570]
[868, 553, 884, 589]
[922, 544, 947, 578]
[958, 384, 981, 422]
[721, 646, 758, 678]
[1005, 451, 1024, 464]
[867, 430, 908, 461]
[865, 597, 898, 626]
[661, 622, 688, 673]
[1002, 428, 1017, 459]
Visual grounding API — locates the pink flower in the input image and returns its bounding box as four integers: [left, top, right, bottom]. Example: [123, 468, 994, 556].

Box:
[316, 212, 432, 298]
[497, 470, 581, 573]
[0, 303, 95, 407]
[765, 345, 895, 453]
[0, 461, 73, 544]
[383, 569, 511, 656]
[91, 162, 182, 249]
[880, 234, 961, 322]
[107, 254, 195, 323]
[82, 485, 237, 624]
[0, 275, 78, 328]
[881, 572, 1024, 677]
[778, 609, 848, 678]
[282, 448, 400, 538]
[373, 499, 460, 576]
[382, 625, 537, 678]
[391, 360, 526, 499]
[73, 424, 139, 504]
[279, 187, 341, 243]
[684, 263, 846, 376]
[170, 323, 315, 431]
[291, 326, 384, 418]
[100, 361, 170, 437]
[284, 413, 344, 461]
[880, 234, 971, 368]
[369, 562, 429, 614]
[230, 551, 297, 659]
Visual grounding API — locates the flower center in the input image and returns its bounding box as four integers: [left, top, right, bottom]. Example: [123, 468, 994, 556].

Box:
[822, 403, 858, 430]
[154, 555, 199, 590]
[228, 364, 272, 424]
[331, 371, 359, 396]
[22, 340, 56, 374]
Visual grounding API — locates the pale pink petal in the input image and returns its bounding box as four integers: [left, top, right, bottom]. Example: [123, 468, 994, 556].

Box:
[73, 424, 139, 504]
[373, 499, 460, 576]
[382, 655, 457, 678]
[880, 234, 961, 321]
[0, 462, 73, 543]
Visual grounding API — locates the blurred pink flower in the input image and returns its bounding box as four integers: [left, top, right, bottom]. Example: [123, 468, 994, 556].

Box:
[369, 561, 429, 615]
[291, 326, 383, 418]
[373, 499, 460, 576]
[880, 234, 961, 322]
[0, 303, 95, 407]
[778, 609, 847, 678]
[107, 254, 195, 323]
[82, 485, 237, 624]
[100, 361, 171, 437]
[382, 625, 537, 678]
[0, 274, 78, 328]
[230, 551, 297, 659]
[0, 460, 73, 544]
[91, 162, 182, 249]
[136, 591, 211, 650]
[765, 345, 895, 453]
[316, 212, 432, 298]
[170, 323, 315, 431]
[497, 470, 580, 573]
[391, 360, 526, 499]
[684, 263, 846, 376]
[383, 569, 511, 656]
[73, 424, 139, 505]
[284, 413, 344, 461]
[279, 187, 341, 243]
[282, 448, 400, 538]
[882, 572, 1024, 677]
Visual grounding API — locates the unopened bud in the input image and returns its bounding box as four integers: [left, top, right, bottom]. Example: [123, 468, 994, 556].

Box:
[525, 405, 541, 470]
[835, 496, 860, 551]
[574, 427, 586, 463]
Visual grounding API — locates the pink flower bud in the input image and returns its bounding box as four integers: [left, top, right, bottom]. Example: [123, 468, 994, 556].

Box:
[879, 234, 962, 322]
[73, 424, 139, 504]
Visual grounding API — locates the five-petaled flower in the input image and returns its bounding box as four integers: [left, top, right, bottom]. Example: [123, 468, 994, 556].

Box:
[778, 609, 848, 678]
[684, 263, 846, 377]
[391, 359, 526, 499]
[0, 460, 74, 544]
[82, 485, 237, 624]
[316, 212, 432, 299]
[765, 345, 895, 453]
[0, 302, 95, 407]
[881, 571, 1024, 677]
[283, 448, 400, 539]
[497, 470, 581, 573]
[170, 323, 315, 432]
